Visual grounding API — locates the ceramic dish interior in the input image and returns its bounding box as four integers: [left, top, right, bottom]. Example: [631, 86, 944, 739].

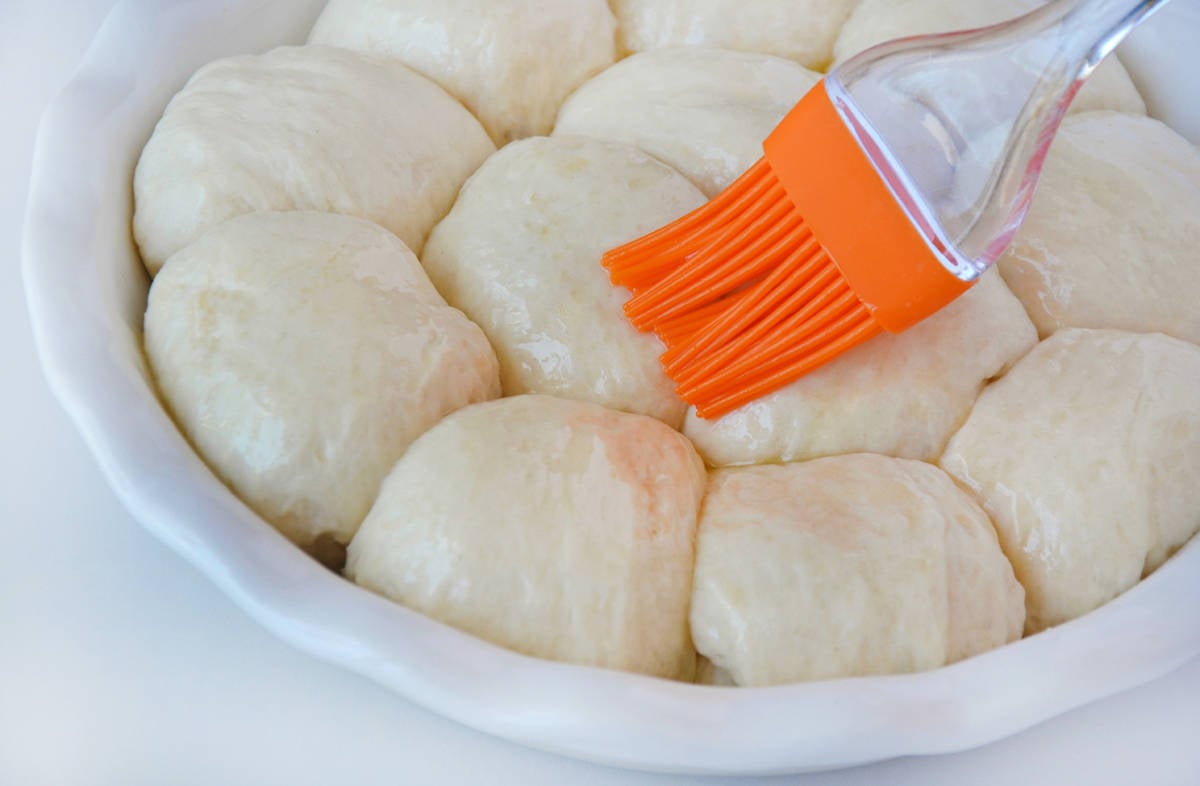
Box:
[21, 0, 1200, 774]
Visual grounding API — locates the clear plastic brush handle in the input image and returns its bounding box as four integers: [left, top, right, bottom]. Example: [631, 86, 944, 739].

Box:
[826, 0, 1171, 282]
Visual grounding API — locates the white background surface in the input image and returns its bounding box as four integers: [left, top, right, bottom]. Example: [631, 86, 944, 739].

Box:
[2, 2, 1198, 784]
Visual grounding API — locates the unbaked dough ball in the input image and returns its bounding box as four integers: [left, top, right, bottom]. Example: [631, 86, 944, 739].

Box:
[683, 270, 1037, 467]
[309, 0, 617, 144]
[421, 136, 705, 427]
[133, 45, 494, 274]
[554, 47, 821, 196]
[691, 455, 1024, 686]
[998, 112, 1200, 344]
[145, 212, 501, 548]
[348, 395, 707, 680]
[611, 0, 859, 70]
[940, 329, 1200, 634]
[833, 0, 1146, 116]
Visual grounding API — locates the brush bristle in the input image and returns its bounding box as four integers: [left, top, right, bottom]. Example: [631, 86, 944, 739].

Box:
[602, 157, 882, 420]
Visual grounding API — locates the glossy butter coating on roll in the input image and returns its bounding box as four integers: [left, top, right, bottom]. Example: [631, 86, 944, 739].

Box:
[554, 47, 821, 197]
[145, 212, 500, 548]
[310, 0, 617, 144]
[612, 0, 860, 69]
[691, 455, 1024, 686]
[941, 329, 1200, 633]
[422, 136, 704, 427]
[348, 395, 707, 680]
[683, 271, 1036, 467]
[134, 46, 493, 273]
[999, 112, 1200, 344]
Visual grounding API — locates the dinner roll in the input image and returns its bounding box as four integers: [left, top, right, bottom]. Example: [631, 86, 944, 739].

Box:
[941, 329, 1200, 633]
[611, 0, 859, 69]
[691, 455, 1024, 686]
[348, 395, 707, 680]
[554, 47, 820, 196]
[683, 270, 1037, 467]
[421, 136, 705, 427]
[998, 112, 1200, 344]
[133, 45, 493, 274]
[833, 0, 1145, 116]
[309, 0, 617, 144]
[145, 212, 500, 548]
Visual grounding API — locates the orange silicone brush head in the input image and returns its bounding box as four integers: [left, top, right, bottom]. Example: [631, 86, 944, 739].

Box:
[602, 80, 971, 420]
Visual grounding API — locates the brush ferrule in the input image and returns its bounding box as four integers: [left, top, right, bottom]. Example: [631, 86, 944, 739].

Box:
[763, 80, 971, 333]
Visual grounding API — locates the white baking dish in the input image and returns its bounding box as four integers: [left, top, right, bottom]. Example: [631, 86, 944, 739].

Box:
[21, 0, 1200, 774]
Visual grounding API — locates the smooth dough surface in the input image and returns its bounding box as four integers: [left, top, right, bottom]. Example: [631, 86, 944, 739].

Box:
[145, 212, 501, 548]
[684, 270, 1037, 467]
[998, 112, 1200, 344]
[833, 0, 1146, 116]
[554, 47, 821, 196]
[421, 136, 704, 427]
[940, 329, 1200, 633]
[309, 0, 617, 144]
[611, 0, 859, 70]
[133, 45, 494, 274]
[348, 395, 707, 680]
[691, 455, 1024, 686]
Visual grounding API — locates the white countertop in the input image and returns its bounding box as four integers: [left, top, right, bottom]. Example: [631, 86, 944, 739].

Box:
[3, 2, 1198, 784]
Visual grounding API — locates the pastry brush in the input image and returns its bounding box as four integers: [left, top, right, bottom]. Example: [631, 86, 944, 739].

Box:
[603, 0, 1171, 419]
